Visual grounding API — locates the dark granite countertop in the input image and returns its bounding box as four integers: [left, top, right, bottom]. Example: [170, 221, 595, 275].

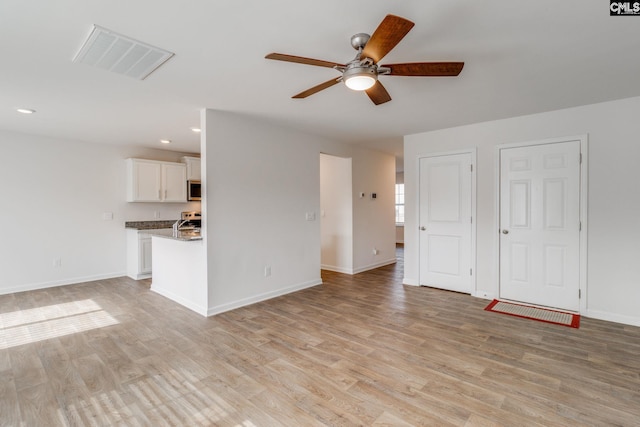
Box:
[126, 220, 202, 240]
[125, 220, 176, 230]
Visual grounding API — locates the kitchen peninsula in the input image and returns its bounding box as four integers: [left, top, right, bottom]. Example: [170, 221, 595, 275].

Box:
[151, 233, 207, 316]
[125, 212, 208, 316]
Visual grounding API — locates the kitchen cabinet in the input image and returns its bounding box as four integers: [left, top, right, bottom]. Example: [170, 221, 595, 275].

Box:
[181, 156, 201, 181]
[126, 229, 152, 279]
[126, 228, 174, 279]
[126, 158, 187, 202]
[139, 235, 153, 274]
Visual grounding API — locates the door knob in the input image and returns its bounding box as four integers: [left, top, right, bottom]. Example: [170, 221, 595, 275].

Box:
[420, 226, 426, 231]
[502, 229, 509, 234]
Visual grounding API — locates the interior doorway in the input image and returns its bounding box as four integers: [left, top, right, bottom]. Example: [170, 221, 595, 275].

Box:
[320, 154, 353, 273]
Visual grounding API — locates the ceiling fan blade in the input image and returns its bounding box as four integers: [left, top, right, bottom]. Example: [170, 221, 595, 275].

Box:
[365, 81, 392, 105]
[265, 53, 344, 69]
[292, 77, 342, 99]
[361, 15, 415, 64]
[384, 62, 465, 76]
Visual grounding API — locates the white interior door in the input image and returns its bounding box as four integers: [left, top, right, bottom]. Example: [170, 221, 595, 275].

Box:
[499, 140, 581, 311]
[419, 153, 473, 293]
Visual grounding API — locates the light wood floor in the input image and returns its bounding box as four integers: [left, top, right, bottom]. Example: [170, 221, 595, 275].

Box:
[2, 247, 640, 426]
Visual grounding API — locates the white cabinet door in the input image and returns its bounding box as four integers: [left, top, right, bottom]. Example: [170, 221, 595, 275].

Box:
[126, 229, 154, 279]
[139, 237, 153, 274]
[162, 163, 187, 202]
[128, 160, 162, 202]
[182, 156, 201, 181]
[127, 159, 186, 202]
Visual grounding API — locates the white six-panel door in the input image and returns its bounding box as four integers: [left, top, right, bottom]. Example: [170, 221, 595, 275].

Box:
[499, 140, 581, 311]
[419, 153, 473, 293]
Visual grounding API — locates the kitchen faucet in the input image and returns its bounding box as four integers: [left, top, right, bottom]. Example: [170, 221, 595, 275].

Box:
[173, 219, 188, 233]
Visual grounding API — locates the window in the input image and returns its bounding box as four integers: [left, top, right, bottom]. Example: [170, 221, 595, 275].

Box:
[395, 183, 404, 224]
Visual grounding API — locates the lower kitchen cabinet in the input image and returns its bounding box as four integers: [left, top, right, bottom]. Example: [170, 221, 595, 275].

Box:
[126, 229, 170, 279]
[139, 235, 153, 275]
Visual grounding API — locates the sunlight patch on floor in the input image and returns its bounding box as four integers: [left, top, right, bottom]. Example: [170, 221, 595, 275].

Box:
[0, 299, 118, 349]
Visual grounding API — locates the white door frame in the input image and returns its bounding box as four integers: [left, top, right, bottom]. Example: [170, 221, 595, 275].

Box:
[418, 148, 477, 295]
[495, 135, 588, 313]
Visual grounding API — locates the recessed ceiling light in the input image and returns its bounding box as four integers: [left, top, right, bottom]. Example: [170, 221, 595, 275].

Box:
[160, 139, 171, 144]
[191, 128, 201, 133]
[17, 108, 36, 114]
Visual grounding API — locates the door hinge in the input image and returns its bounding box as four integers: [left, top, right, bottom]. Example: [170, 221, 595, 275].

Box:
[470, 164, 473, 172]
[579, 289, 581, 299]
[579, 153, 582, 164]
[470, 268, 473, 276]
[579, 221, 582, 231]
[470, 216, 473, 224]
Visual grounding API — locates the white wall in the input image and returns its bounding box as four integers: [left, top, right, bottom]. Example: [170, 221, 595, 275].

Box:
[202, 110, 395, 315]
[0, 130, 199, 294]
[404, 96, 640, 327]
[320, 154, 353, 273]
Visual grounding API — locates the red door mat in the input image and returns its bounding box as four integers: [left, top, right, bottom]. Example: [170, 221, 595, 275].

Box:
[485, 299, 580, 328]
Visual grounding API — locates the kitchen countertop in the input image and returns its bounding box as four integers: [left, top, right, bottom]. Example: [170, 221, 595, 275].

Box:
[150, 230, 202, 241]
[125, 221, 202, 240]
[125, 220, 176, 230]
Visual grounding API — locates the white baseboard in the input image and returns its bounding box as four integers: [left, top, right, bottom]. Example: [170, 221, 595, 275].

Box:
[321, 264, 354, 274]
[206, 278, 322, 317]
[0, 272, 126, 296]
[352, 258, 397, 274]
[585, 309, 640, 327]
[127, 272, 151, 280]
[322, 258, 396, 275]
[472, 291, 496, 300]
[403, 277, 419, 286]
[150, 285, 208, 317]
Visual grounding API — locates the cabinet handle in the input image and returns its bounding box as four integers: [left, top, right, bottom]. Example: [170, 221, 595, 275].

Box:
[158, 190, 161, 200]
[164, 190, 167, 199]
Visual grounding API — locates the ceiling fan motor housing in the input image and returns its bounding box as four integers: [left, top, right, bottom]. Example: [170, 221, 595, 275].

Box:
[343, 63, 377, 79]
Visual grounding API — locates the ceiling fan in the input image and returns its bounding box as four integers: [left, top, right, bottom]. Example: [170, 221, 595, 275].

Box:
[265, 14, 464, 105]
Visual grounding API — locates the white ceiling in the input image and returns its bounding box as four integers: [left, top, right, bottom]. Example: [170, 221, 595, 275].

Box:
[1, 1, 639, 164]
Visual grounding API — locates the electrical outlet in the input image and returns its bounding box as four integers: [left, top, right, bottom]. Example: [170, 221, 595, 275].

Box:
[154, 211, 161, 219]
[53, 257, 62, 268]
[264, 266, 271, 277]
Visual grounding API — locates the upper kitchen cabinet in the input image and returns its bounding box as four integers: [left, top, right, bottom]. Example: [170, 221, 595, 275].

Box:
[181, 156, 201, 181]
[126, 158, 187, 202]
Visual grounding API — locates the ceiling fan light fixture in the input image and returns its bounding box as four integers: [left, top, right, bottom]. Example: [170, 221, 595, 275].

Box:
[343, 65, 377, 91]
[344, 74, 376, 91]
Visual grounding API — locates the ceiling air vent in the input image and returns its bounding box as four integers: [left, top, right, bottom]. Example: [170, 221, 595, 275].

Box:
[73, 25, 174, 80]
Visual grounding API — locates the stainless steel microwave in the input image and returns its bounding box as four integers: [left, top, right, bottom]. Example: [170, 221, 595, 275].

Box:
[187, 180, 201, 201]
